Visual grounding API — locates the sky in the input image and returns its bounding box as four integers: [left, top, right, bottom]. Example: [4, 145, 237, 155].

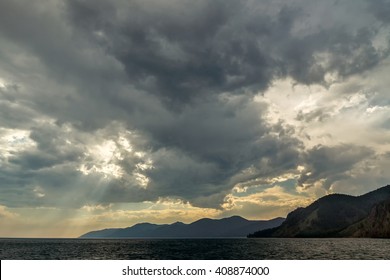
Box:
[0, 0, 390, 238]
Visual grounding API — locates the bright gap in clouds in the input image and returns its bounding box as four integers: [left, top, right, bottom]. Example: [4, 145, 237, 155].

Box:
[259, 70, 390, 153]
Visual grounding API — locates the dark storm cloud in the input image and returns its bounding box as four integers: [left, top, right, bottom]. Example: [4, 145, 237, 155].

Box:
[0, 122, 90, 207]
[0, 82, 40, 129]
[100, 105, 303, 207]
[0, 0, 389, 209]
[368, 0, 390, 24]
[65, 0, 389, 105]
[0, 104, 36, 130]
[298, 144, 374, 190]
[145, 96, 268, 167]
[0, 0, 130, 131]
[8, 125, 83, 170]
[65, 0, 273, 105]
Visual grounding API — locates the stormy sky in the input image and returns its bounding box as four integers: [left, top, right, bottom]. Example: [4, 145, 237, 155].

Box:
[1, 0, 390, 237]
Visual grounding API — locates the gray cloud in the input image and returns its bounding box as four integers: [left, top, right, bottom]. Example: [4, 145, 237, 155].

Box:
[8, 125, 83, 170]
[298, 144, 374, 190]
[296, 108, 331, 123]
[100, 98, 303, 207]
[368, 0, 390, 24]
[0, 0, 389, 211]
[64, 0, 389, 104]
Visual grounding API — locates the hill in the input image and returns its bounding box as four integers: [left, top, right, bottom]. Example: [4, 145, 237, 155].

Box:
[248, 185, 390, 238]
[80, 216, 284, 238]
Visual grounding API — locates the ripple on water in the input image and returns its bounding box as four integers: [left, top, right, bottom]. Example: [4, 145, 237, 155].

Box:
[1, 238, 390, 259]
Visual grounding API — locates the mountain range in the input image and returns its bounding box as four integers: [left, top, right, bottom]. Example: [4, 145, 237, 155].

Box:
[248, 185, 390, 238]
[81, 185, 390, 239]
[80, 216, 285, 238]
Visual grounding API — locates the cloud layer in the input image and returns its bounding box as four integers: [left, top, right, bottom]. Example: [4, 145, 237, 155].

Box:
[1, 0, 390, 236]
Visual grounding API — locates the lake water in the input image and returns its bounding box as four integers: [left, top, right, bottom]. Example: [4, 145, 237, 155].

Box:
[1, 238, 390, 259]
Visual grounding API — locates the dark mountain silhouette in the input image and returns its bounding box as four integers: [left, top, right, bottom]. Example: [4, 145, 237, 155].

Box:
[248, 185, 390, 238]
[340, 199, 390, 238]
[80, 216, 285, 238]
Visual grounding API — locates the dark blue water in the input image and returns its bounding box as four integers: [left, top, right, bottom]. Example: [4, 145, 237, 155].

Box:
[1, 238, 390, 259]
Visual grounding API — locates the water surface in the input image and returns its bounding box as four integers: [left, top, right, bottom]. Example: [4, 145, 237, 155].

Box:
[1, 238, 390, 259]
